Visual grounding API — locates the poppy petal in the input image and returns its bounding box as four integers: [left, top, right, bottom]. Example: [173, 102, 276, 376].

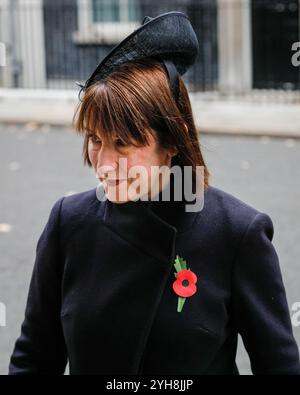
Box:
[173, 280, 197, 297]
[176, 269, 197, 284]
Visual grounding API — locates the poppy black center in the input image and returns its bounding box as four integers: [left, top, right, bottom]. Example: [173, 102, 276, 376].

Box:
[182, 280, 189, 287]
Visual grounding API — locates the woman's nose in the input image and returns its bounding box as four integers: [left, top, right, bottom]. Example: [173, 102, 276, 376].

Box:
[97, 143, 118, 164]
[96, 144, 119, 179]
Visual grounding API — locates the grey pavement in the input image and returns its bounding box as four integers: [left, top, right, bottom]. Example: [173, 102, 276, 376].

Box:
[0, 122, 300, 375]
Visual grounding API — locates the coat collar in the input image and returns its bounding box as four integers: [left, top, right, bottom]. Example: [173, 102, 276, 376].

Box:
[95, 180, 205, 265]
[102, 198, 177, 264]
[144, 172, 205, 233]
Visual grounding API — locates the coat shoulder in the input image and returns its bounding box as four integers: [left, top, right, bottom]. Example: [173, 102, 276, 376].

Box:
[60, 187, 98, 213]
[205, 184, 261, 216]
[60, 186, 100, 217]
[201, 184, 270, 237]
[51, 187, 100, 244]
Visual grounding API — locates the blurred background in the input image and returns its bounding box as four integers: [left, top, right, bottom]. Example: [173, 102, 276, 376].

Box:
[0, 0, 300, 375]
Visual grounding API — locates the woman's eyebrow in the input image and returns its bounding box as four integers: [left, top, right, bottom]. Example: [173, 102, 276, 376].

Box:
[84, 127, 94, 134]
[85, 128, 128, 142]
[85, 128, 100, 137]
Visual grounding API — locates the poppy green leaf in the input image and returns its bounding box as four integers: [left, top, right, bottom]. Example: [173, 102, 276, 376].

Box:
[177, 297, 186, 312]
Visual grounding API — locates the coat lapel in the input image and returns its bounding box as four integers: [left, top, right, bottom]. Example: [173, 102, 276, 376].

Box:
[99, 197, 178, 373]
[62, 189, 179, 373]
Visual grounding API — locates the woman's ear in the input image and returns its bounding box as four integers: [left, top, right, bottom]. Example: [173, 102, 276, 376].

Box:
[167, 146, 178, 158]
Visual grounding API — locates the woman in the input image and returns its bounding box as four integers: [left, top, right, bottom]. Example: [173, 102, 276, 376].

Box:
[8, 12, 300, 375]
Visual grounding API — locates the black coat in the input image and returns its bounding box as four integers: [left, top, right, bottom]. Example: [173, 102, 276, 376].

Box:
[8, 184, 300, 375]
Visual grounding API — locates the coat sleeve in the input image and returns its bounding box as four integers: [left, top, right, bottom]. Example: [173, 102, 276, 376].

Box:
[232, 212, 300, 375]
[8, 197, 68, 375]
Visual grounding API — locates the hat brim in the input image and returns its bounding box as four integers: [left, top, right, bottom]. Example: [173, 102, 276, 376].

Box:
[83, 11, 199, 90]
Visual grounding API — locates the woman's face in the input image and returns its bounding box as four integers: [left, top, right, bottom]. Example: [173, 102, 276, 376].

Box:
[87, 131, 177, 203]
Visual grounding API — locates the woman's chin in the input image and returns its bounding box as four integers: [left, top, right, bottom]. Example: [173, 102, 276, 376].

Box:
[104, 186, 130, 204]
[103, 181, 148, 204]
[105, 190, 144, 204]
[107, 199, 129, 204]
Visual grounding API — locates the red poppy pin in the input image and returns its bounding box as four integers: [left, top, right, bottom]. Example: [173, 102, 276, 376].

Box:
[172, 255, 198, 313]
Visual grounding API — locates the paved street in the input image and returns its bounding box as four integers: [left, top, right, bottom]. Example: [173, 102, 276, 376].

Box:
[0, 123, 299, 375]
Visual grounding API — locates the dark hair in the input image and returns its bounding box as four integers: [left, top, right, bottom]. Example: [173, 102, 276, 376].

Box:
[72, 57, 210, 190]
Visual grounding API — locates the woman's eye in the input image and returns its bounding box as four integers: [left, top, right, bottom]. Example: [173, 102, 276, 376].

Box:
[89, 135, 101, 145]
[114, 138, 127, 147]
[88, 135, 127, 148]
